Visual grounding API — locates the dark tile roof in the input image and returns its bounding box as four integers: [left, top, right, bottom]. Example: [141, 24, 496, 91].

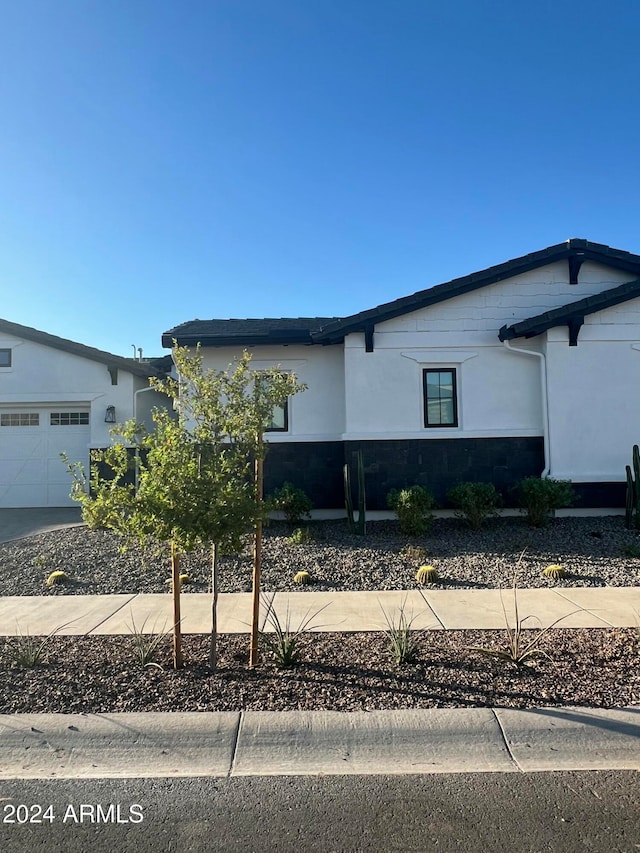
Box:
[0, 318, 164, 378]
[499, 277, 640, 341]
[162, 317, 340, 348]
[313, 239, 640, 343]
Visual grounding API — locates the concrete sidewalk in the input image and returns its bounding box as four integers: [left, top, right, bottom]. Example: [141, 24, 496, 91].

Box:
[0, 707, 639, 779]
[1, 587, 640, 636]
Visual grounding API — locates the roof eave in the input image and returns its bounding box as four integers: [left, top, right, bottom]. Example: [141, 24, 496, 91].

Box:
[316, 240, 640, 341]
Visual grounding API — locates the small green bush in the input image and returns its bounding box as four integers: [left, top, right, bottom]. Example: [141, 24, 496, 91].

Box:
[387, 485, 435, 536]
[288, 527, 312, 546]
[269, 482, 312, 525]
[401, 544, 429, 563]
[447, 481, 501, 529]
[517, 477, 575, 527]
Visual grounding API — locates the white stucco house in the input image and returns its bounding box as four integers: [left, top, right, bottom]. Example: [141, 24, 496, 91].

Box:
[163, 238, 640, 510]
[0, 319, 171, 507]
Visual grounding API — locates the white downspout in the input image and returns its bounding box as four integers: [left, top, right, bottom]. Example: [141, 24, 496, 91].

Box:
[134, 386, 156, 423]
[133, 386, 157, 493]
[502, 339, 550, 478]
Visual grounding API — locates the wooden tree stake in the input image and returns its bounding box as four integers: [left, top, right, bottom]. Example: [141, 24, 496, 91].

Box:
[210, 542, 218, 670]
[250, 450, 264, 668]
[171, 541, 183, 669]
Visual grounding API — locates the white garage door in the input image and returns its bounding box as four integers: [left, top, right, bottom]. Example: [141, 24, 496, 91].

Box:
[0, 407, 91, 507]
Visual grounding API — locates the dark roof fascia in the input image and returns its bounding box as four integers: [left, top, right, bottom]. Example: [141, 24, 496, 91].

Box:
[0, 318, 162, 378]
[498, 276, 640, 341]
[313, 239, 640, 344]
[162, 318, 341, 349]
[162, 332, 320, 348]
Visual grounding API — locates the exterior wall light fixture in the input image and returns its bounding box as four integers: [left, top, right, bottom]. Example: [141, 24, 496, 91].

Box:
[105, 405, 116, 423]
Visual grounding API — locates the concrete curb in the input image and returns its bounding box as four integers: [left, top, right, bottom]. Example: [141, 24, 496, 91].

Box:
[1, 707, 638, 779]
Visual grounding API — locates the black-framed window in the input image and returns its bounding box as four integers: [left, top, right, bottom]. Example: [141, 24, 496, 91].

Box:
[0, 349, 11, 367]
[265, 401, 288, 432]
[423, 368, 458, 427]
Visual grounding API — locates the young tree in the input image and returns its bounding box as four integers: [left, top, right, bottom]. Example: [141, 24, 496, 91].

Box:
[66, 345, 305, 669]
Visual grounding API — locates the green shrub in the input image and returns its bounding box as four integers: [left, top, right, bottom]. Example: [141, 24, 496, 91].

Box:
[287, 527, 312, 545]
[401, 544, 429, 563]
[517, 477, 575, 527]
[269, 482, 312, 525]
[387, 486, 435, 536]
[447, 481, 501, 529]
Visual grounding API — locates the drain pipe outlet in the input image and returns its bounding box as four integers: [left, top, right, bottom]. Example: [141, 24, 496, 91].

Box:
[502, 339, 550, 478]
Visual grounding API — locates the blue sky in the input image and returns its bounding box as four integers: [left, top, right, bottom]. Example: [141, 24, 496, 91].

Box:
[1, 0, 639, 358]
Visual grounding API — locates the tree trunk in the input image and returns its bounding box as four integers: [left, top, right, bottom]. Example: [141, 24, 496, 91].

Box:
[209, 542, 219, 670]
[250, 452, 263, 668]
[171, 541, 183, 669]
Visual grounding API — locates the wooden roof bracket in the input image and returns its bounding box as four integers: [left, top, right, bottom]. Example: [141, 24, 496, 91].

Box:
[364, 323, 375, 352]
[568, 253, 585, 285]
[567, 315, 584, 346]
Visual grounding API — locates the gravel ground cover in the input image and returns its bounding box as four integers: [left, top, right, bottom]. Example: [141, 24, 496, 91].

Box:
[1, 629, 638, 714]
[1, 516, 640, 596]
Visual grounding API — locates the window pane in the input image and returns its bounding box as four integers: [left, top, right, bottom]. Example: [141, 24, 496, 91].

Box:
[427, 400, 442, 424]
[0, 349, 11, 367]
[0, 413, 39, 426]
[270, 406, 284, 429]
[425, 375, 440, 395]
[267, 404, 286, 431]
[438, 373, 453, 396]
[440, 399, 455, 424]
[50, 412, 89, 426]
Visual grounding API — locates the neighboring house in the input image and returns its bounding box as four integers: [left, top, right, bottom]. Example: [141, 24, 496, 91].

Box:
[162, 239, 640, 511]
[0, 319, 170, 508]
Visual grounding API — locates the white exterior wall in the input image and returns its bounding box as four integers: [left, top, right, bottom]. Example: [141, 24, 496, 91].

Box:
[0, 334, 140, 447]
[342, 260, 633, 442]
[546, 318, 640, 482]
[343, 332, 542, 439]
[380, 261, 633, 333]
[133, 385, 175, 433]
[0, 332, 155, 506]
[199, 344, 345, 441]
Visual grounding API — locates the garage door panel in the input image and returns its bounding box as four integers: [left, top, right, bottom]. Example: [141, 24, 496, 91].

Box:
[0, 407, 90, 507]
[1, 459, 47, 481]
[0, 434, 45, 459]
[47, 482, 76, 506]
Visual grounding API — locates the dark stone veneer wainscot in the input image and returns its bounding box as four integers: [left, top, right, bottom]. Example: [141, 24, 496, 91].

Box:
[95, 438, 625, 511]
[263, 437, 625, 510]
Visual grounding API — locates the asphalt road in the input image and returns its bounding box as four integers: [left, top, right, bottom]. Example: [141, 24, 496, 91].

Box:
[0, 771, 638, 853]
